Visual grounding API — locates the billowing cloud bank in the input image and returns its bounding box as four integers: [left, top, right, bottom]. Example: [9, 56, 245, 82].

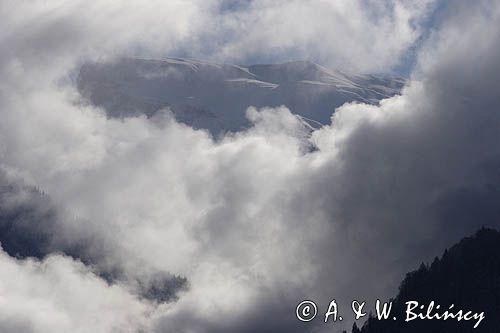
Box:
[1, 0, 500, 332]
[0, 251, 153, 333]
[0, 0, 434, 73]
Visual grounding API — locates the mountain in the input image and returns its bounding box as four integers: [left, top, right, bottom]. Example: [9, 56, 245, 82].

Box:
[348, 228, 500, 333]
[77, 57, 405, 134]
[0, 172, 187, 304]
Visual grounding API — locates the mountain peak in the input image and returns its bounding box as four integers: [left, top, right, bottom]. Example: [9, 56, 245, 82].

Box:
[77, 57, 405, 134]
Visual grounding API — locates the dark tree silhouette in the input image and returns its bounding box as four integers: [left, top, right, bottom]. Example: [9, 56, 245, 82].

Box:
[351, 228, 500, 332]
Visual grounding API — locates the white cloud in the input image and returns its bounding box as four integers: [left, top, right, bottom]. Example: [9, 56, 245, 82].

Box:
[205, 0, 435, 72]
[0, 249, 153, 333]
[0, 0, 435, 74]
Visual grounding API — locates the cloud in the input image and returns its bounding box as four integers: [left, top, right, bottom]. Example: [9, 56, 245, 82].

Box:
[0, 0, 500, 332]
[188, 0, 436, 72]
[0, 0, 435, 74]
[0, 249, 154, 333]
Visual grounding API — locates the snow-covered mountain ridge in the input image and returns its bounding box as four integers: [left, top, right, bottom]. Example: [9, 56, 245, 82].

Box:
[77, 57, 405, 133]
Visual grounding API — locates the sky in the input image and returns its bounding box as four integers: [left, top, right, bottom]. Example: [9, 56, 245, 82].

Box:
[1, 0, 500, 332]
